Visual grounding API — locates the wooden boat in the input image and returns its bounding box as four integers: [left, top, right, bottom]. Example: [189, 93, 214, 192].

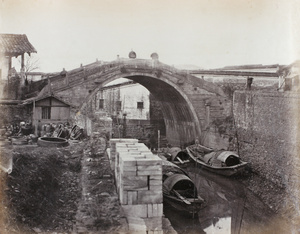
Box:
[186, 144, 248, 177]
[162, 160, 205, 214]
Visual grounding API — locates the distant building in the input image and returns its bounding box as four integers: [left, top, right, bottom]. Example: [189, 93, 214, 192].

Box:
[92, 80, 153, 139]
[95, 80, 150, 120]
[190, 63, 300, 91]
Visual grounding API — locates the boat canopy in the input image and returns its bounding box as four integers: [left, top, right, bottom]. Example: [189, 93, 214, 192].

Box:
[168, 147, 182, 161]
[163, 173, 195, 192]
[203, 150, 240, 166]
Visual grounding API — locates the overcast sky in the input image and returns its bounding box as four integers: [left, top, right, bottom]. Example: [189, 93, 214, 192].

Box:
[1, 0, 299, 72]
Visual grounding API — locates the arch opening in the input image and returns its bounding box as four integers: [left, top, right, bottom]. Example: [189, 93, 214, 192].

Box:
[84, 74, 201, 147]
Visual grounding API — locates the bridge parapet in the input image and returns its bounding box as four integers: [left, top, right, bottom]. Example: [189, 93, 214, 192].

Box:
[110, 138, 163, 233]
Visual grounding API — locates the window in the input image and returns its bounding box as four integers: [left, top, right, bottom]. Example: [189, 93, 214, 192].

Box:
[137, 102, 144, 109]
[116, 101, 122, 111]
[41, 107, 51, 119]
[99, 99, 104, 109]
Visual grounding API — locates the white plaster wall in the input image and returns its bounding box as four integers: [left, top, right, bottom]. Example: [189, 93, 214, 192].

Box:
[96, 82, 150, 120]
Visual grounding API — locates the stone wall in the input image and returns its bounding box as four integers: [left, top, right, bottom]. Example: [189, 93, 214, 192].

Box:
[233, 90, 300, 210]
[110, 139, 163, 233]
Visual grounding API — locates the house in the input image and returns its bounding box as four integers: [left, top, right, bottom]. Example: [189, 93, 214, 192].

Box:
[23, 95, 71, 135]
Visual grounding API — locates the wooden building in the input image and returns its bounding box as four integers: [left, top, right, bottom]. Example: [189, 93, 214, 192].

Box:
[23, 95, 71, 134]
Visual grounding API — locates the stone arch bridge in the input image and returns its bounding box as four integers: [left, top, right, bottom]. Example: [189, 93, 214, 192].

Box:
[39, 58, 229, 146]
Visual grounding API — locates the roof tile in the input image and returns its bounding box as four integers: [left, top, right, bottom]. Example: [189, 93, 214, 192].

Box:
[0, 34, 37, 56]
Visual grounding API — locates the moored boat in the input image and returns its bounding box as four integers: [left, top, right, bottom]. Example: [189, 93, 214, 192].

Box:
[186, 144, 248, 177]
[162, 160, 205, 214]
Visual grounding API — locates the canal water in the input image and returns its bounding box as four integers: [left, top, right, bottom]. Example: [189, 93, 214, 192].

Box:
[163, 164, 276, 234]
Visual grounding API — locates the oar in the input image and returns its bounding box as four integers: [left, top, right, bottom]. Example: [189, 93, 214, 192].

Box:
[173, 189, 191, 205]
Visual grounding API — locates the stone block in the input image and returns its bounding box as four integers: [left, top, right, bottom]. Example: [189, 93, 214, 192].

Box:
[116, 148, 129, 153]
[143, 153, 157, 158]
[144, 217, 163, 231]
[126, 217, 147, 232]
[137, 170, 162, 176]
[123, 175, 148, 186]
[138, 191, 163, 204]
[150, 179, 162, 186]
[155, 204, 163, 217]
[120, 159, 136, 166]
[149, 185, 162, 191]
[146, 204, 163, 217]
[119, 189, 127, 204]
[123, 184, 148, 191]
[147, 204, 153, 217]
[134, 155, 147, 160]
[127, 191, 138, 205]
[137, 159, 162, 166]
[127, 152, 141, 156]
[137, 165, 162, 171]
[122, 171, 137, 176]
[150, 175, 162, 180]
[122, 204, 148, 218]
[122, 166, 137, 172]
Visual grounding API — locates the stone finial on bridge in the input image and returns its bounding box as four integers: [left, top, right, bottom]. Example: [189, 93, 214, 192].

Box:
[151, 52, 159, 60]
[129, 50, 136, 59]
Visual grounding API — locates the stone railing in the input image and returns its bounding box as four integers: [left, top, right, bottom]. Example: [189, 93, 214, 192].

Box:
[110, 139, 163, 233]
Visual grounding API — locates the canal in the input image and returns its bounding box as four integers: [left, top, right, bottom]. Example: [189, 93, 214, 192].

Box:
[163, 164, 277, 234]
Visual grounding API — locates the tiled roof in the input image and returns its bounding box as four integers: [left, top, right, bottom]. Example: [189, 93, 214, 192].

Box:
[0, 34, 37, 56]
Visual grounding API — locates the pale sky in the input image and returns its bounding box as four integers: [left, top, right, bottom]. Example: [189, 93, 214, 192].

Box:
[0, 0, 299, 72]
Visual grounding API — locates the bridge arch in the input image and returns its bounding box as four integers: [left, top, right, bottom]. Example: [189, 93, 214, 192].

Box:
[40, 59, 226, 146]
[82, 73, 202, 145]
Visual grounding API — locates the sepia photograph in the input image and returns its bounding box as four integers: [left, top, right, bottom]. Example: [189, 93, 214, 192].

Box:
[0, 0, 299, 233]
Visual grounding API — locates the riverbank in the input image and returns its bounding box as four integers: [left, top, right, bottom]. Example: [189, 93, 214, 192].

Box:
[0, 137, 177, 233]
[0, 138, 129, 233]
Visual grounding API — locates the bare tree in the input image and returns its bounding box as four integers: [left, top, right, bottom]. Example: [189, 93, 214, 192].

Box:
[18, 54, 40, 84]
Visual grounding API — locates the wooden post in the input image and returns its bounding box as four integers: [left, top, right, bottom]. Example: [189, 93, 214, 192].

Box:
[21, 53, 25, 70]
[157, 130, 160, 151]
[33, 100, 36, 135]
[8, 57, 12, 70]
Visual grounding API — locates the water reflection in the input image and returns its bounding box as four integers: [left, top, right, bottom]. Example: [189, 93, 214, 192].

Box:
[164, 164, 275, 234]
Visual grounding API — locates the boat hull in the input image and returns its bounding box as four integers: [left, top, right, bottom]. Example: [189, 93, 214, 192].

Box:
[163, 194, 205, 214]
[186, 145, 248, 177]
[190, 159, 248, 176]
